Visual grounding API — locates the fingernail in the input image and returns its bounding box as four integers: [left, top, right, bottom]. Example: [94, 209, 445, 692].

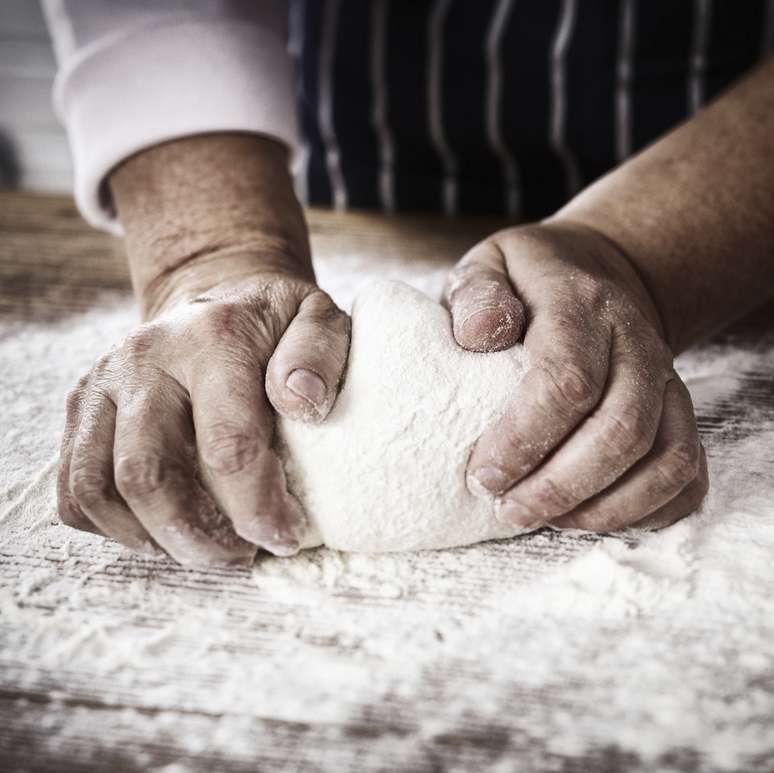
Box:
[286, 369, 327, 411]
[469, 466, 510, 496]
[460, 306, 500, 328]
[264, 538, 300, 557]
[495, 498, 542, 529]
[458, 307, 519, 352]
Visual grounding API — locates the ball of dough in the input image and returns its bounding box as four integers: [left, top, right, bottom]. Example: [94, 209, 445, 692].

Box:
[277, 280, 529, 552]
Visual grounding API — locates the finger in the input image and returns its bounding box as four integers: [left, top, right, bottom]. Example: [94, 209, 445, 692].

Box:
[265, 290, 351, 422]
[551, 379, 703, 532]
[69, 390, 160, 554]
[444, 239, 525, 352]
[467, 308, 610, 497]
[189, 354, 308, 556]
[632, 447, 708, 532]
[495, 332, 668, 527]
[57, 376, 104, 536]
[113, 376, 257, 567]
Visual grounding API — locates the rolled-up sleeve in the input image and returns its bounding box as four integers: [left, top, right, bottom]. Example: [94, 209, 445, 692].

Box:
[42, 0, 297, 234]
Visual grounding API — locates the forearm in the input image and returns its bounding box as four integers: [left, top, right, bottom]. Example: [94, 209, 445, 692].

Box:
[110, 133, 312, 319]
[554, 57, 774, 354]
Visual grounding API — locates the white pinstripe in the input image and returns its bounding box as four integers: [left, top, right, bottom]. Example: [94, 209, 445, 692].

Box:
[615, 0, 636, 163]
[294, 141, 312, 207]
[550, 0, 581, 199]
[318, 0, 347, 209]
[688, 0, 712, 115]
[485, 0, 521, 218]
[289, 0, 309, 205]
[370, 0, 396, 214]
[428, 0, 457, 216]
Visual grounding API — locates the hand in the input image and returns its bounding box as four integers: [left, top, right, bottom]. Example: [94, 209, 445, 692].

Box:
[57, 266, 350, 565]
[445, 219, 708, 532]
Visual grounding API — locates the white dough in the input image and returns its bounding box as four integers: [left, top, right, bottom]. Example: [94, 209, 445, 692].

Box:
[277, 280, 530, 552]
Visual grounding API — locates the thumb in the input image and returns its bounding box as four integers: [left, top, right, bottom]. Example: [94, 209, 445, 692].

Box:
[266, 289, 351, 422]
[444, 239, 525, 352]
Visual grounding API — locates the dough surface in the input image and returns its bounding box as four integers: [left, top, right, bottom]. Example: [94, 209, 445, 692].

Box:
[277, 280, 529, 552]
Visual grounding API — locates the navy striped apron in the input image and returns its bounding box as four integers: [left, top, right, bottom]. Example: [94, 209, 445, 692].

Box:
[290, 0, 770, 220]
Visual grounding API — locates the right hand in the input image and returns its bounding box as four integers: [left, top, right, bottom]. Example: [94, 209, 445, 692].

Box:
[57, 267, 350, 566]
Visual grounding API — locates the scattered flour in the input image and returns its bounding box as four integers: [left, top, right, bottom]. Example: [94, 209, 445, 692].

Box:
[2, 255, 774, 771]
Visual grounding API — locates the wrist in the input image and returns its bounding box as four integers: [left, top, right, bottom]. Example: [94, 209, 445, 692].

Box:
[142, 246, 314, 320]
[108, 133, 313, 319]
[544, 212, 672, 348]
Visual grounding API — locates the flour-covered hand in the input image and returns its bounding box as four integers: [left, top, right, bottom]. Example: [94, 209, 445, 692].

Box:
[445, 220, 707, 532]
[58, 269, 350, 566]
[57, 134, 353, 566]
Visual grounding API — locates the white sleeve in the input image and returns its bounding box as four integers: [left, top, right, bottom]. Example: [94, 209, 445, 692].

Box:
[42, 0, 298, 234]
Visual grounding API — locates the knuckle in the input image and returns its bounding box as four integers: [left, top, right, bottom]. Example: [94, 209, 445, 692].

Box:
[65, 376, 89, 413]
[531, 476, 578, 516]
[668, 439, 701, 476]
[560, 512, 602, 533]
[199, 424, 260, 476]
[491, 426, 543, 480]
[500, 427, 527, 462]
[306, 291, 342, 323]
[298, 295, 352, 348]
[581, 505, 635, 533]
[200, 302, 266, 350]
[69, 462, 112, 510]
[445, 241, 506, 303]
[536, 358, 600, 416]
[655, 440, 700, 491]
[122, 325, 160, 359]
[66, 369, 115, 420]
[114, 453, 171, 499]
[597, 407, 653, 460]
[446, 264, 483, 304]
[90, 352, 113, 380]
[202, 301, 240, 333]
[57, 494, 88, 529]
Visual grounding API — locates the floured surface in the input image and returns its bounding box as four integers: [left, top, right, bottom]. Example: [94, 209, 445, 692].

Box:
[280, 280, 528, 552]
[2, 245, 774, 772]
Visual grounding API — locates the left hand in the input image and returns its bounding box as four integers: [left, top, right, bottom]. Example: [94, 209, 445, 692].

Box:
[444, 219, 708, 532]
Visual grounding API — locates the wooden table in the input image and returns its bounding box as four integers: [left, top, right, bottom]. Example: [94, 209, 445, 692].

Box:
[0, 191, 508, 320]
[1, 192, 774, 773]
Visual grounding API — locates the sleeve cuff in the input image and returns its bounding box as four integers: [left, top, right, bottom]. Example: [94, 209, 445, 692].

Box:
[53, 17, 299, 234]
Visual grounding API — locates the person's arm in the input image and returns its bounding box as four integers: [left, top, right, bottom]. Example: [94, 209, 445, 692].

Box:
[58, 134, 350, 566]
[42, 0, 297, 233]
[45, 2, 353, 565]
[112, 133, 313, 319]
[446, 59, 774, 535]
[556, 57, 774, 353]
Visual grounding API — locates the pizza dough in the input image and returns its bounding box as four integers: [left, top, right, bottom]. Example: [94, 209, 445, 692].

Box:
[277, 280, 530, 552]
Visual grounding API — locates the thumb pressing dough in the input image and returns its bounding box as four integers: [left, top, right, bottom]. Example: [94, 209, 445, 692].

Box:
[277, 280, 530, 552]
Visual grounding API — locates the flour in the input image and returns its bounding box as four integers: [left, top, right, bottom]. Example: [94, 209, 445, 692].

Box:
[279, 279, 530, 552]
[2, 261, 774, 771]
